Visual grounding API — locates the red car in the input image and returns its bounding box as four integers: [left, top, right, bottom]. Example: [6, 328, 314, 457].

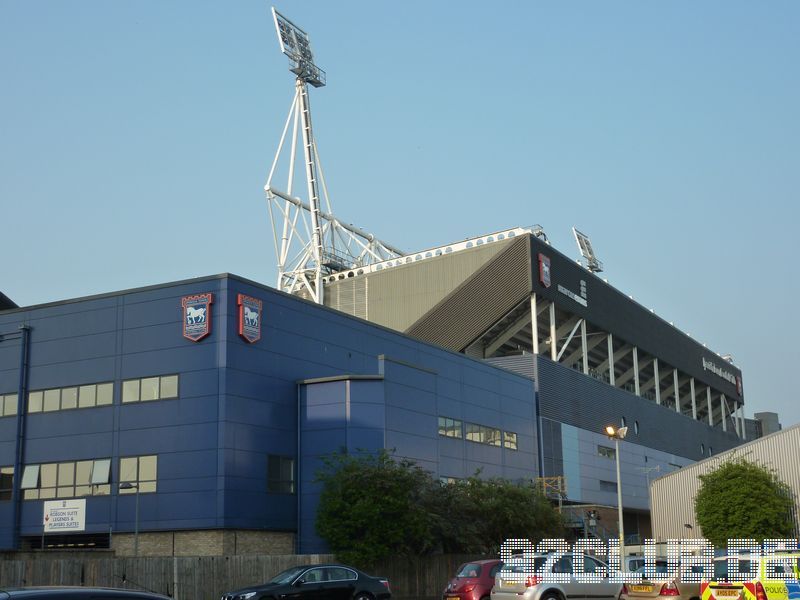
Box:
[443, 559, 503, 600]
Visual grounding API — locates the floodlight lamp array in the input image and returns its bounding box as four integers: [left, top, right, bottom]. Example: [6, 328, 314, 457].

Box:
[272, 8, 326, 87]
[572, 227, 603, 273]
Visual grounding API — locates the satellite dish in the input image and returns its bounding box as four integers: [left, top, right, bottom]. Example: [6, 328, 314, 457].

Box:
[572, 227, 603, 273]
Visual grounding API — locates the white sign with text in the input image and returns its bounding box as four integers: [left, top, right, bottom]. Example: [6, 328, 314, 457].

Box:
[43, 499, 86, 533]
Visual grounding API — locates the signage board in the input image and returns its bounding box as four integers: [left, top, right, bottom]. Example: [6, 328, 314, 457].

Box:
[43, 498, 86, 533]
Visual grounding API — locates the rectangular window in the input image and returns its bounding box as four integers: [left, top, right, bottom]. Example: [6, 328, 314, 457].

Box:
[465, 423, 502, 447]
[465, 422, 483, 443]
[437, 416, 462, 439]
[21, 460, 112, 500]
[267, 455, 295, 494]
[1, 393, 18, 417]
[598, 445, 616, 459]
[122, 375, 179, 403]
[0, 467, 13, 501]
[439, 476, 459, 485]
[119, 455, 158, 493]
[599, 480, 618, 493]
[27, 383, 114, 413]
[504, 431, 518, 450]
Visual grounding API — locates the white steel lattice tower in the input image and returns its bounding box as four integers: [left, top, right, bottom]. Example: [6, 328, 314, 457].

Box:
[265, 8, 403, 303]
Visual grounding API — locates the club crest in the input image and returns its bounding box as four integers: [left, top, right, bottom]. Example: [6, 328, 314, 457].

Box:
[182, 293, 213, 342]
[538, 253, 551, 288]
[238, 294, 262, 343]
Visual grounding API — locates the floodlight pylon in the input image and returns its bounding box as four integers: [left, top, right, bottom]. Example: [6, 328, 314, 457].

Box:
[266, 7, 403, 303]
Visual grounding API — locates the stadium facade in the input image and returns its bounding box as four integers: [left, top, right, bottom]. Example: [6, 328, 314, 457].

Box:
[0, 230, 745, 555]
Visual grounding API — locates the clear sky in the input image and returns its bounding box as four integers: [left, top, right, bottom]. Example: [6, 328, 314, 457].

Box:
[2, 2, 798, 425]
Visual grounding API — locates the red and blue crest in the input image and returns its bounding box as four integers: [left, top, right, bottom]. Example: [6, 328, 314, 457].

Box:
[182, 293, 213, 342]
[538, 253, 551, 288]
[238, 294, 262, 343]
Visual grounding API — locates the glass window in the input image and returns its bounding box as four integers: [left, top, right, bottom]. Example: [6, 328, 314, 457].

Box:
[140, 377, 160, 401]
[598, 445, 616, 459]
[119, 457, 138, 483]
[78, 385, 96, 408]
[486, 427, 502, 446]
[0, 466, 13, 501]
[119, 455, 157, 494]
[43, 389, 60, 412]
[122, 380, 140, 403]
[3, 394, 18, 417]
[57, 462, 75, 498]
[600, 480, 618, 493]
[75, 460, 93, 497]
[465, 423, 483, 443]
[325, 567, 356, 581]
[504, 431, 518, 450]
[457, 563, 483, 578]
[303, 568, 325, 584]
[21, 465, 39, 489]
[438, 416, 462, 438]
[39, 463, 57, 498]
[61, 387, 78, 410]
[160, 375, 179, 399]
[28, 391, 43, 413]
[268, 455, 295, 494]
[96, 383, 113, 406]
[91, 458, 111, 485]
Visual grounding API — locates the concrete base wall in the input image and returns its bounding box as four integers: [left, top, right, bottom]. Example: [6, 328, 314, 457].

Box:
[111, 530, 295, 557]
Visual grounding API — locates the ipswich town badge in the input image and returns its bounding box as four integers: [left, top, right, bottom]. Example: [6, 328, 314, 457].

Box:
[538, 253, 551, 288]
[238, 294, 262, 343]
[182, 293, 213, 342]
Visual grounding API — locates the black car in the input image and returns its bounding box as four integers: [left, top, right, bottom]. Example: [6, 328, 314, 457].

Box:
[0, 588, 170, 600]
[221, 564, 391, 600]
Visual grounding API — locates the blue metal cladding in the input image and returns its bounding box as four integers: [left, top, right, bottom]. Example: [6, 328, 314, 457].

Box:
[0, 274, 540, 551]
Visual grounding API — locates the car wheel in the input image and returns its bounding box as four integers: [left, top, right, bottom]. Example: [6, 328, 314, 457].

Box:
[541, 592, 562, 600]
[354, 593, 374, 600]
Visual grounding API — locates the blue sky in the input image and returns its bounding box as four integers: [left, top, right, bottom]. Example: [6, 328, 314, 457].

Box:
[1, 2, 798, 425]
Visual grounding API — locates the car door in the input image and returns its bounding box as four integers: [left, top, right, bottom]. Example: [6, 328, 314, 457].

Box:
[555, 555, 585, 600]
[283, 567, 331, 600]
[323, 566, 358, 600]
[584, 555, 621, 600]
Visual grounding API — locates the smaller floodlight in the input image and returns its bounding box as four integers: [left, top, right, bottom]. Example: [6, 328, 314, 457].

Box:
[272, 7, 326, 87]
[572, 227, 603, 273]
[605, 425, 616, 436]
[606, 425, 627, 440]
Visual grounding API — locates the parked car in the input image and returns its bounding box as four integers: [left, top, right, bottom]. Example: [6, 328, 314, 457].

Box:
[443, 559, 503, 600]
[220, 564, 391, 600]
[0, 588, 170, 599]
[621, 560, 701, 600]
[702, 554, 800, 600]
[492, 553, 621, 600]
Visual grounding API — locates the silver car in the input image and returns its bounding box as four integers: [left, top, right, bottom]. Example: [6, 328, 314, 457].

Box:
[492, 553, 622, 600]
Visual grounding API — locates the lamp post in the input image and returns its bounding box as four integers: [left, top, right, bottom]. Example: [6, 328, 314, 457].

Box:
[605, 425, 628, 561]
[119, 482, 139, 556]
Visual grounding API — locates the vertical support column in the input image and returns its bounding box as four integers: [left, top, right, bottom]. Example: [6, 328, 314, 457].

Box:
[549, 302, 557, 361]
[633, 347, 640, 397]
[607, 334, 615, 386]
[581, 319, 589, 375]
[673, 369, 680, 414]
[653, 358, 661, 404]
[706, 387, 713, 426]
[690, 378, 697, 420]
[531, 294, 539, 355]
[739, 405, 746, 440]
[721, 394, 727, 432]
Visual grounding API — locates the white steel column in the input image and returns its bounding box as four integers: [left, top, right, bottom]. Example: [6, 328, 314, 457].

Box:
[653, 358, 661, 405]
[739, 405, 746, 439]
[707, 387, 713, 426]
[549, 302, 557, 361]
[633, 347, 640, 397]
[581, 319, 589, 375]
[673, 369, 680, 414]
[531, 294, 539, 355]
[690, 378, 697, 420]
[607, 334, 615, 386]
[721, 394, 727, 432]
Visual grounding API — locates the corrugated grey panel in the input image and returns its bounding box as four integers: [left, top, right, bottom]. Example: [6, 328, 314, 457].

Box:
[323, 276, 367, 319]
[484, 355, 536, 379]
[651, 424, 800, 541]
[405, 236, 532, 352]
[536, 355, 742, 462]
[323, 239, 511, 330]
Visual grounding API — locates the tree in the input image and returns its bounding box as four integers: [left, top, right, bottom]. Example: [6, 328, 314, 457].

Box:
[694, 458, 794, 547]
[315, 450, 435, 566]
[315, 449, 565, 564]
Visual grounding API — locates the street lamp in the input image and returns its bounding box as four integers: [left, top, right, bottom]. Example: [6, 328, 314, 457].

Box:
[119, 482, 139, 556]
[605, 425, 628, 561]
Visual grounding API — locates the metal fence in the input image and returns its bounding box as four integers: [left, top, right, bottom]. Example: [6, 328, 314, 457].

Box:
[0, 553, 485, 600]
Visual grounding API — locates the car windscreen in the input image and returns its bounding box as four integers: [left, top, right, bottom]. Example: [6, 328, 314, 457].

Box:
[457, 564, 482, 578]
[270, 566, 307, 584]
[501, 557, 549, 573]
